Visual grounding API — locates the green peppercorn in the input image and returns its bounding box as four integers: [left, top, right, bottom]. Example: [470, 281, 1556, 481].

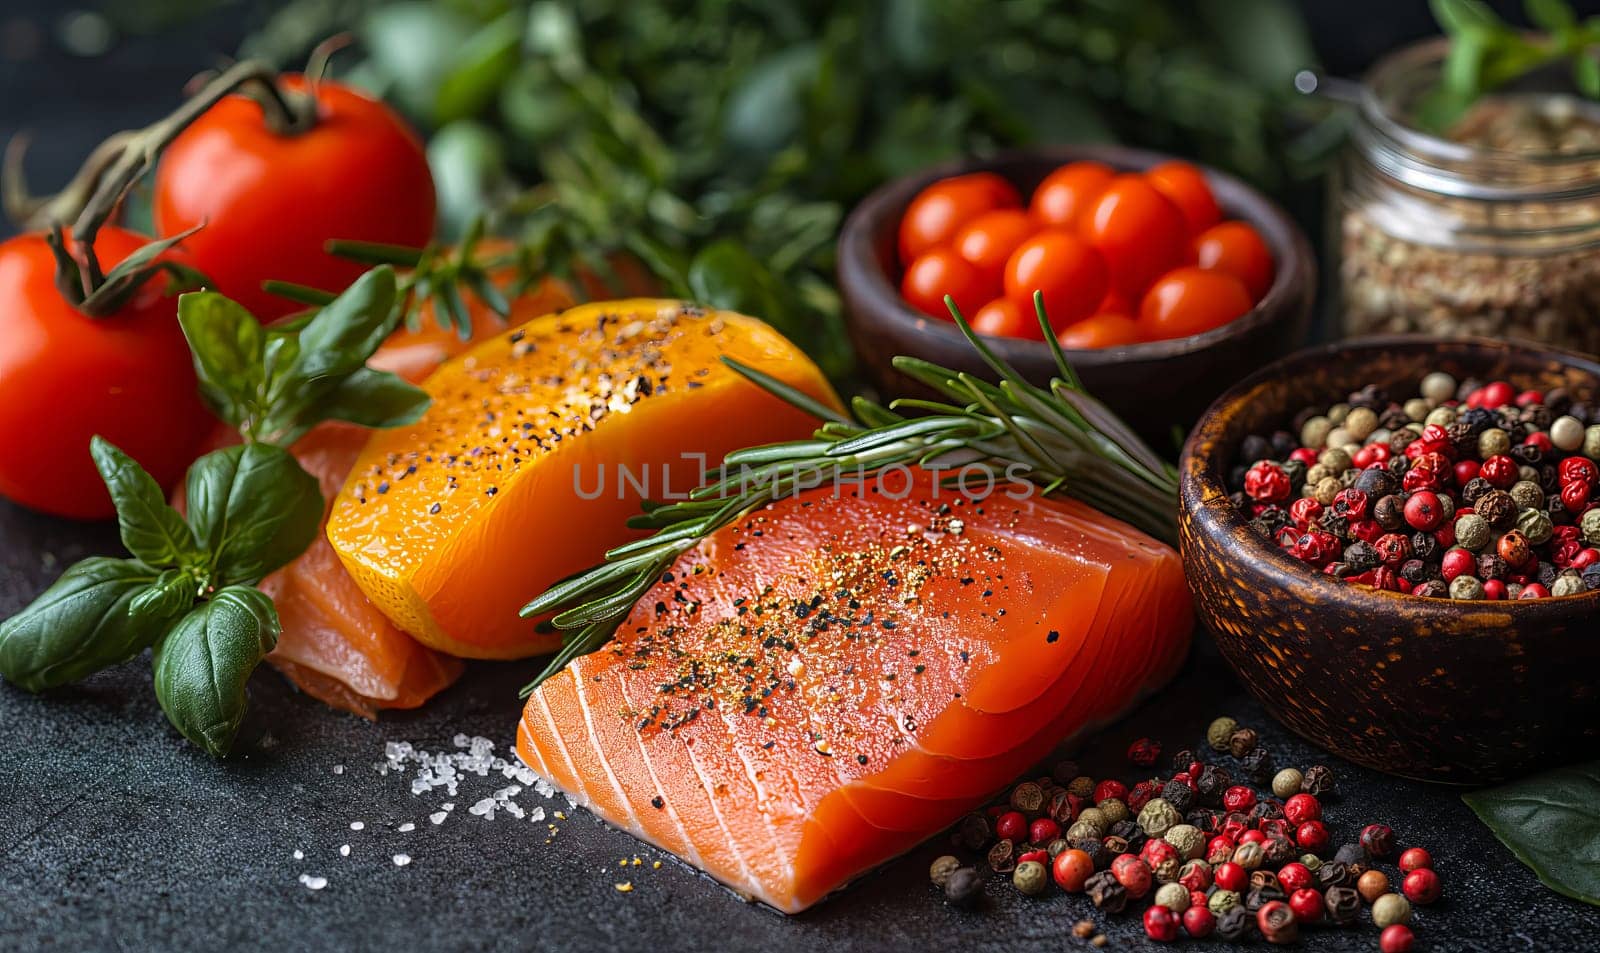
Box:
[1313, 476, 1342, 504]
[1067, 775, 1095, 799]
[944, 866, 984, 907]
[1584, 425, 1600, 460]
[1012, 859, 1049, 896]
[1478, 428, 1511, 458]
[1403, 398, 1431, 422]
[1299, 853, 1323, 872]
[1209, 888, 1242, 915]
[1318, 447, 1352, 472]
[1137, 798, 1182, 839]
[1371, 893, 1413, 928]
[1066, 820, 1103, 842]
[1509, 480, 1544, 511]
[1207, 716, 1239, 752]
[930, 854, 961, 887]
[1093, 799, 1129, 828]
[1554, 573, 1586, 597]
[1420, 372, 1456, 402]
[1449, 575, 1486, 600]
[1582, 509, 1600, 545]
[1300, 416, 1332, 449]
[1516, 508, 1554, 546]
[1077, 807, 1109, 833]
[1455, 514, 1491, 551]
[1424, 406, 1456, 428]
[1009, 781, 1044, 814]
[1164, 824, 1205, 861]
[1232, 840, 1265, 871]
[1047, 838, 1070, 858]
[1154, 882, 1191, 913]
[1228, 727, 1259, 758]
[1271, 768, 1303, 799]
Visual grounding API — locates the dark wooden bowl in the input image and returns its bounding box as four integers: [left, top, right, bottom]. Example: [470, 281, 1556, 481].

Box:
[1180, 336, 1600, 783]
[837, 145, 1315, 449]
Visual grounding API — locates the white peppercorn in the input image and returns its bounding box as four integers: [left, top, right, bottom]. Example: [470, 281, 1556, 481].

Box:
[1154, 882, 1191, 913]
[1553, 573, 1586, 597]
[1584, 424, 1600, 460]
[1326, 403, 1350, 425]
[1420, 372, 1456, 402]
[1271, 768, 1303, 800]
[1371, 893, 1412, 928]
[1550, 415, 1585, 451]
[1403, 398, 1431, 422]
[1300, 416, 1331, 449]
[1425, 406, 1457, 428]
[1317, 448, 1352, 472]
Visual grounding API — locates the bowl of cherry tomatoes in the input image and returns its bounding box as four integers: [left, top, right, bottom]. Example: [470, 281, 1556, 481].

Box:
[837, 145, 1314, 447]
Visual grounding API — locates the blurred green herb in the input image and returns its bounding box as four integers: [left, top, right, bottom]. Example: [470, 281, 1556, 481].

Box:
[236, 0, 1331, 382]
[1423, 0, 1600, 131]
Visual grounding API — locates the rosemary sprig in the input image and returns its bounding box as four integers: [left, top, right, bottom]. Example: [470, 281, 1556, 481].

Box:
[517, 293, 1178, 695]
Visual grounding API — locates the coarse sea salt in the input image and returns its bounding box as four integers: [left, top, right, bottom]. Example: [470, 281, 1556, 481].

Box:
[398, 822, 415, 833]
[349, 821, 365, 831]
[339, 845, 350, 857]
[376, 735, 562, 829]
[292, 850, 303, 861]
[297, 874, 327, 891]
[393, 854, 412, 867]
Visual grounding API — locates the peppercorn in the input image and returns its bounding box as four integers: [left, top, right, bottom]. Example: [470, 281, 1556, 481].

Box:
[1209, 888, 1243, 916]
[1300, 853, 1323, 872]
[1150, 880, 1189, 914]
[1241, 747, 1275, 785]
[1315, 861, 1351, 890]
[1028, 817, 1060, 846]
[1477, 488, 1517, 527]
[1177, 858, 1212, 892]
[1066, 820, 1102, 843]
[1358, 467, 1401, 500]
[1185, 806, 1220, 834]
[987, 839, 1016, 873]
[1084, 870, 1127, 913]
[1161, 824, 1203, 861]
[1053, 848, 1094, 892]
[1182, 905, 1216, 939]
[1256, 900, 1298, 945]
[1284, 793, 1322, 826]
[1371, 893, 1412, 928]
[1360, 823, 1396, 859]
[1216, 905, 1254, 941]
[943, 865, 984, 907]
[1012, 859, 1049, 896]
[1137, 798, 1182, 839]
[1402, 867, 1441, 905]
[1231, 840, 1265, 871]
[1245, 883, 1285, 913]
[1077, 807, 1110, 834]
[995, 810, 1027, 842]
[1449, 575, 1486, 600]
[1319, 885, 1358, 926]
[1357, 869, 1389, 903]
[1127, 737, 1162, 767]
[1454, 513, 1491, 551]
[1143, 904, 1180, 942]
[1227, 727, 1259, 759]
[1288, 887, 1324, 923]
[1111, 853, 1153, 899]
[1067, 775, 1095, 799]
[1150, 855, 1179, 886]
[1381, 924, 1416, 953]
[1262, 836, 1297, 868]
[930, 854, 961, 888]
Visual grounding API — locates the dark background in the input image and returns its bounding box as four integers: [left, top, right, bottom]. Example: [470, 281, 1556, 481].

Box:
[3, 3, 1600, 952]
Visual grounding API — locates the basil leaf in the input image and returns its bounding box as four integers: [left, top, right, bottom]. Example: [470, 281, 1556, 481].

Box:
[89, 436, 199, 568]
[129, 568, 201, 626]
[178, 290, 266, 428]
[151, 587, 280, 757]
[309, 367, 432, 430]
[0, 558, 161, 691]
[293, 266, 402, 382]
[1464, 761, 1600, 906]
[185, 444, 323, 587]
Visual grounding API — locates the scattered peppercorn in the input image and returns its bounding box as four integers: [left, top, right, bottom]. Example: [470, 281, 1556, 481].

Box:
[1206, 716, 1239, 752]
[929, 854, 960, 888]
[1357, 869, 1390, 903]
[1301, 764, 1335, 797]
[1085, 870, 1128, 913]
[1216, 905, 1255, 942]
[1271, 768, 1303, 800]
[1072, 919, 1096, 939]
[1182, 905, 1217, 939]
[1143, 903, 1180, 942]
[1402, 867, 1441, 905]
[1127, 737, 1162, 767]
[1227, 727, 1259, 759]
[943, 866, 983, 907]
[1371, 893, 1413, 929]
[1012, 859, 1049, 897]
[1360, 823, 1396, 859]
[1380, 924, 1416, 953]
[1324, 885, 1361, 926]
[1257, 900, 1299, 945]
[1398, 846, 1432, 873]
[1053, 849, 1094, 893]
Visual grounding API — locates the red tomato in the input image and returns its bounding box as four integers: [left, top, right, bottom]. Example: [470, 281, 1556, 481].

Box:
[970, 297, 1041, 340]
[1003, 230, 1108, 329]
[952, 209, 1036, 289]
[1030, 161, 1114, 229]
[1145, 161, 1221, 236]
[154, 76, 436, 320]
[1079, 174, 1188, 301]
[901, 247, 994, 320]
[898, 172, 1021, 265]
[0, 229, 211, 519]
[1056, 313, 1141, 350]
[1138, 267, 1254, 341]
[1194, 221, 1275, 301]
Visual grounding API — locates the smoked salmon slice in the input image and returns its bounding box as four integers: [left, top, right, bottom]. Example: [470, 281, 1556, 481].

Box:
[517, 479, 1192, 912]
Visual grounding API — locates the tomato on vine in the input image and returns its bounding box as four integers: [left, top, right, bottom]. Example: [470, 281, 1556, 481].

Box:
[0, 227, 210, 519]
[154, 75, 435, 320]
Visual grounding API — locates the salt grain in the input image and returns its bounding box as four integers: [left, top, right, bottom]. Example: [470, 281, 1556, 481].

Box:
[292, 850, 303, 860]
[332, 764, 344, 775]
[429, 812, 448, 826]
[398, 822, 414, 832]
[297, 874, 327, 891]
[393, 854, 412, 867]
[349, 821, 365, 831]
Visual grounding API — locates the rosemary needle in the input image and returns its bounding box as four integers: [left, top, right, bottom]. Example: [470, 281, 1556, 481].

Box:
[518, 293, 1178, 694]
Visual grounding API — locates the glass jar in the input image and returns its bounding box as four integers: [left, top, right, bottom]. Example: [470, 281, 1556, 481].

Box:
[1333, 38, 1600, 354]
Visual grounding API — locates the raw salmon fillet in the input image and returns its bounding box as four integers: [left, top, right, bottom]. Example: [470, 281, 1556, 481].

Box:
[517, 480, 1193, 912]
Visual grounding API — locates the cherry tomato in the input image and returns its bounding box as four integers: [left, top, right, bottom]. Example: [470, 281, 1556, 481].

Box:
[0, 228, 211, 518]
[1194, 221, 1275, 300]
[1003, 229, 1108, 329]
[970, 297, 1041, 340]
[898, 172, 1021, 265]
[1079, 174, 1188, 301]
[1030, 161, 1115, 229]
[901, 247, 994, 320]
[952, 209, 1036, 289]
[154, 76, 436, 320]
[1138, 266, 1253, 341]
[1145, 161, 1221, 236]
[1056, 313, 1141, 350]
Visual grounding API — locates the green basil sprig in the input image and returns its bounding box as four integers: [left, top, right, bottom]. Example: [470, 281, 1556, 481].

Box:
[1464, 760, 1600, 907]
[0, 266, 432, 757]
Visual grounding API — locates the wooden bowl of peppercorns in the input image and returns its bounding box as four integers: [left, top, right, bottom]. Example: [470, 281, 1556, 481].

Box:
[1179, 335, 1600, 783]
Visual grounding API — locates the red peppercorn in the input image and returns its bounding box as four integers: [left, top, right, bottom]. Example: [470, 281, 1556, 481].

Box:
[995, 810, 1028, 843]
[1380, 924, 1416, 953]
[1415, 425, 1453, 457]
[1029, 818, 1060, 844]
[1403, 490, 1445, 531]
[1453, 459, 1480, 486]
[1213, 861, 1246, 893]
[1277, 862, 1312, 893]
[1519, 583, 1551, 599]
[1244, 461, 1291, 503]
[1524, 431, 1552, 453]
[1294, 820, 1330, 854]
[1143, 904, 1179, 942]
[1053, 848, 1094, 892]
[1258, 818, 1291, 841]
[1480, 454, 1519, 489]
[1223, 785, 1257, 813]
[1182, 906, 1216, 939]
[1398, 847, 1432, 872]
[1127, 737, 1162, 767]
[1515, 388, 1543, 407]
[1189, 888, 1209, 911]
[1291, 531, 1340, 566]
[1441, 548, 1475, 581]
[1179, 861, 1212, 892]
[1140, 838, 1179, 869]
[1238, 828, 1267, 845]
[1289, 447, 1319, 466]
[1128, 780, 1160, 813]
[1352, 445, 1379, 468]
[1017, 848, 1049, 866]
[1288, 887, 1324, 923]
[1092, 779, 1128, 803]
[1066, 793, 1088, 820]
[1360, 823, 1396, 859]
[1574, 548, 1600, 569]
[1283, 793, 1321, 826]
[1481, 381, 1515, 408]
[1562, 479, 1593, 514]
[1333, 488, 1370, 520]
[1401, 463, 1442, 493]
[1221, 816, 1249, 842]
[1186, 760, 1204, 778]
[1111, 853, 1152, 899]
[1206, 835, 1236, 864]
[1498, 530, 1534, 569]
[1169, 771, 1197, 793]
[1483, 578, 1507, 600]
[1403, 867, 1442, 905]
[1288, 497, 1322, 529]
[1561, 456, 1599, 486]
[1433, 520, 1456, 548]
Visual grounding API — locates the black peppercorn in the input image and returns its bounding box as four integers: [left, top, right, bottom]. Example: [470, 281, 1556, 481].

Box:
[1249, 870, 1282, 893]
[1101, 834, 1129, 856]
[1048, 790, 1074, 826]
[1511, 442, 1543, 465]
[1300, 764, 1335, 796]
[956, 812, 991, 851]
[1477, 489, 1516, 527]
[1249, 799, 1285, 824]
[1478, 552, 1509, 581]
[1185, 807, 1221, 834]
[1282, 459, 1307, 490]
[1169, 747, 1197, 774]
[1084, 870, 1127, 913]
[1399, 558, 1430, 585]
[1584, 564, 1600, 590]
[944, 865, 984, 907]
[1071, 836, 1108, 870]
[1109, 819, 1143, 851]
[1522, 404, 1553, 430]
[1161, 779, 1195, 814]
[1344, 540, 1380, 572]
[1461, 477, 1494, 506]
[1324, 885, 1360, 926]
[1371, 493, 1405, 529]
[1537, 561, 1560, 587]
[1241, 746, 1274, 785]
[1410, 532, 1441, 564]
[1269, 431, 1298, 459]
[1459, 406, 1494, 433]
[1262, 836, 1296, 868]
[1319, 512, 1351, 537]
[1196, 764, 1231, 806]
[1216, 906, 1254, 942]
[1227, 727, 1258, 758]
[1245, 884, 1285, 912]
[1240, 434, 1272, 464]
[1413, 580, 1449, 598]
[1360, 824, 1396, 859]
[1348, 384, 1386, 409]
[987, 839, 1016, 873]
[1315, 861, 1350, 890]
